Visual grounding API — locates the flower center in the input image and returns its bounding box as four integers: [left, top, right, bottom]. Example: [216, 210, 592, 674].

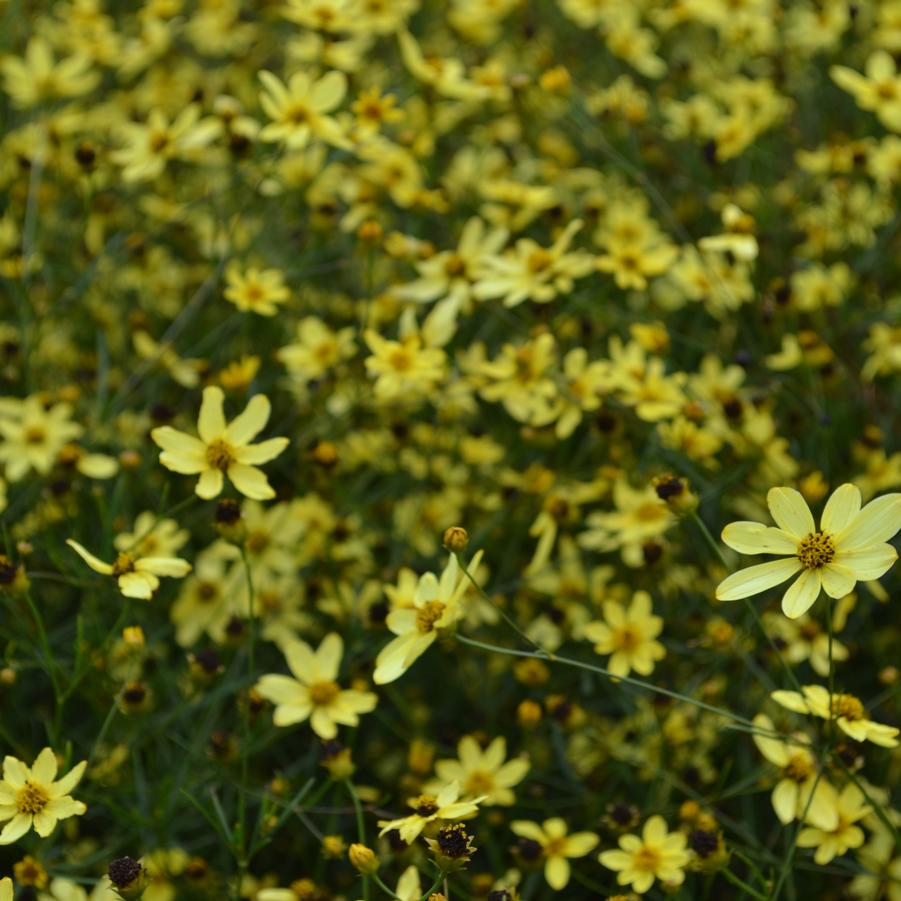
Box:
[797, 531, 835, 569]
[112, 553, 135, 576]
[16, 781, 49, 815]
[783, 753, 813, 782]
[633, 844, 662, 872]
[309, 680, 340, 706]
[465, 771, 495, 795]
[416, 600, 446, 633]
[831, 693, 864, 721]
[206, 439, 236, 471]
[614, 626, 641, 652]
[411, 794, 439, 816]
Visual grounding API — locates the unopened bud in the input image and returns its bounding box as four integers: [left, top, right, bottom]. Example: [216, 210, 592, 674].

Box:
[443, 527, 469, 554]
[349, 843, 379, 875]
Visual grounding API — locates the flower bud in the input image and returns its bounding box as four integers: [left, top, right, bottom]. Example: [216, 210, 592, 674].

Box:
[442, 526, 469, 554]
[348, 843, 379, 875]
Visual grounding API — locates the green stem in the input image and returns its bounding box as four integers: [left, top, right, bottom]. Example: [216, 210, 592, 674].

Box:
[720, 864, 770, 901]
[688, 511, 803, 694]
[23, 590, 63, 741]
[346, 780, 371, 901]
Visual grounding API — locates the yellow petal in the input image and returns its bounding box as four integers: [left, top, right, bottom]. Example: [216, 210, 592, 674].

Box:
[767, 487, 815, 539]
[66, 540, 114, 575]
[225, 394, 271, 446]
[836, 493, 901, 550]
[781, 569, 822, 618]
[722, 521, 797, 555]
[197, 386, 226, 442]
[820, 484, 861, 533]
[716, 558, 802, 601]
[227, 463, 275, 500]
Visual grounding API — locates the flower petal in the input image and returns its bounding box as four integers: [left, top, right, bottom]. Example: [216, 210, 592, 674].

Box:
[234, 437, 289, 465]
[716, 558, 802, 601]
[781, 568, 822, 618]
[767, 487, 815, 539]
[836, 493, 901, 550]
[30, 747, 57, 784]
[227, 463, 276, 500]
[834, 543, 898, 580]
[196, 468, 223, 499]
[66, 540, 114, 575]
[225, 394, 271, 446]
[820, 483, 861, 534]
[819, 563, 857, 599]
[198, 386, 226, 442]
[722, 522, 797, 555]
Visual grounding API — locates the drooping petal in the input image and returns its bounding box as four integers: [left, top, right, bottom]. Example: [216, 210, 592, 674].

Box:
[820, 484, 861, 533]
[716, 558, 802, 601]
[767, 487, 815, 538]
[771, 780, 798, 824]
[722, 521, 798, 555]
[118, 572, 155, 599]
[781, 569, 822, 618]
[197, 386, 226, 442]
[65, 540, 114, 575]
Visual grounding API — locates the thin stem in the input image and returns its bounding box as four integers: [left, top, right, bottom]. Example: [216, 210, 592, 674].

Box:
[688, 511, 803, 694]
[346, 781, 371, 901]
[720, 864, 770, 901]
[23, 590, 63, 741]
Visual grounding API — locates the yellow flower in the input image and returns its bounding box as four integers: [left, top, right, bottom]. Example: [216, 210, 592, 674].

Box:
[599, 815, 690, 894]
[716, 484, 901, 618]
[797, 782, 869, 865]
[373, 551, 483, 685]
[831, 51, 901, 131]
[510, 818, 598, 890]
[429, 736, 529, 806]
[1, 36, 98, 108]
[258, 69, 350, 149]
[0, 748, 87, 844]
[583, 590, 665, 677]
[256, 634, 377, 740]
[751, 714, 837, 828]
[66, 538, 191, 600]
[151, 387, 289, 500]
[771, 685, 899, 747]
[223, 264, 290, 316]
[377, 781, 483, 844]
[0, 397, 83, 481]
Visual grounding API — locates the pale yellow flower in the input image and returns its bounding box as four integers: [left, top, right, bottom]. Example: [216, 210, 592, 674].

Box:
[429, 736, 529, 806]
[511, 818, 598, 890]
[599, 815, 690, 894]
[377, 781, 483, 844]
[256, 634, 377, 740]
[716, 484, 901, 618]
[584, 590, 665, 677]
[151, 387, 289, 500]
[0, 749, 87, 844]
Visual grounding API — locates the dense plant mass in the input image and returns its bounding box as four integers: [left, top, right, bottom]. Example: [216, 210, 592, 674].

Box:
[2, 1, 901, 899]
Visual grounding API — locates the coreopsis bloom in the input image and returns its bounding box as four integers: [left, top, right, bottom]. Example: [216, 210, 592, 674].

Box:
[258, 69, 350, 148]
[66, 538, 191, 600]
[0, 36, 98, 108]
[377, 782, 483, 844]
[373, 551, 483, 684]
[599, 815, 690, 894]
[510, 818, 598, 890]
[797, 783, 869, 865]
[428, 736, 529, 806]
[715, 484, 901, 618]
[831, 51, 901, 132]
[0, 397, 83, 481]
[751, 714, 837, 828]
[223, 264, 290, 316]
[277, 317, 356, 381]
[583, 590, 665, 677]
[151, 387, 289, 500]
[0, 749, 87, 844]
[256, 634, 377, 740]
[771, 686, 899, 747]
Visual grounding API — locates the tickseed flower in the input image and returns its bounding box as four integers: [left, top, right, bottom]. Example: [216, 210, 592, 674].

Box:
[373, 551, 483, 684]
[151, 387, 289, 500]
[583, 590, 665, 677]
[378, 781, 484, 844]
[426, 823, 477, 871]
[796, 782, 870, 865]
[258, 69, 350, 149]
[429, 735, 529, 806]
[223, 264, 290, 316]
[599, 815, 690, 894]
[510, 818, 598, 890]
[771, 685, 900, 747]
[751, 714, 837, 828]
[0, 748, 87, 844]
[66, 539, 191, 600]
[716, 484, 901, 618]
[256, 633, 377, 740]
